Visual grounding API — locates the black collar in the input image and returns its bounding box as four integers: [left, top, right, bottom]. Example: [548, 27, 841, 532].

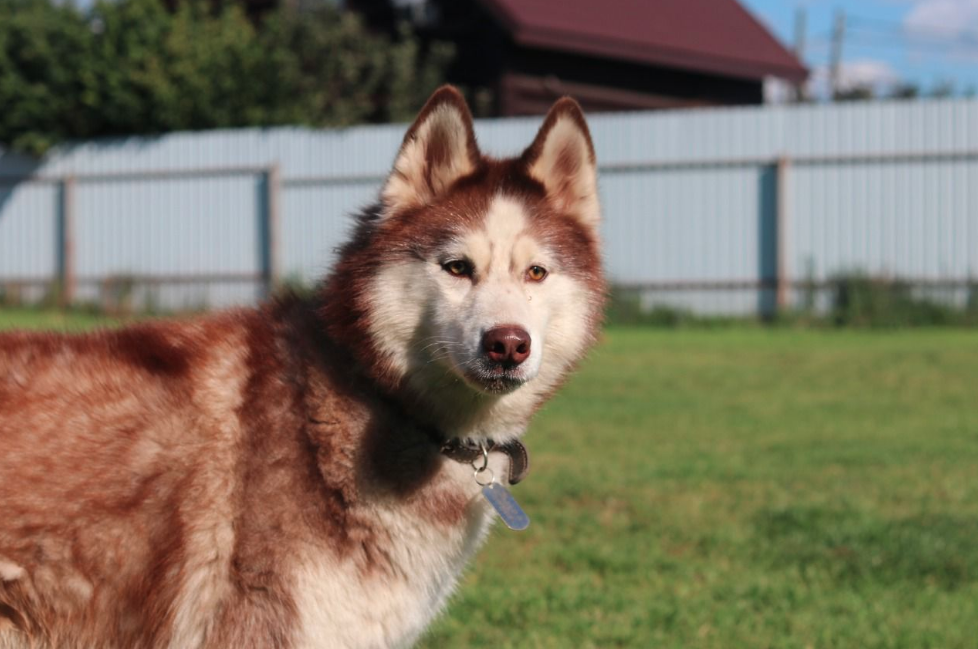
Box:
[438, 437, 530, 485]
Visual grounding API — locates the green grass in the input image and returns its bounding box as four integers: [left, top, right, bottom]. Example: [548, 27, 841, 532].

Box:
[419, 328, 978, 649]
[4, 310, 977, 648]
[0, 307, 121, 332]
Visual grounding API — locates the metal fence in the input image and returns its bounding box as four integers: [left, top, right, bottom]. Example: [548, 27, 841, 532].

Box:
[1, 98, 976, 315]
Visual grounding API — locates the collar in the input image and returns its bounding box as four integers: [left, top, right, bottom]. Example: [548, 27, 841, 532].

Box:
[438, 437, 530, 486]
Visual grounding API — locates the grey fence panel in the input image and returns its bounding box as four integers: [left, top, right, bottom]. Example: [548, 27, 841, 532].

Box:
[601, 166, 769, 281]
[280, 182, 380, 284]
[0, 182, 59, 303]
[72, 175, 264, 309]
[75, 176, 261, 276]
[789, 159, 977, 282]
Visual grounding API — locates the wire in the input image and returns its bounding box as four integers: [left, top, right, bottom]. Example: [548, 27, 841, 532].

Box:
[847, 13, 978, 37]
[845, 13, 978, 52]
[808, 27, 978, 57]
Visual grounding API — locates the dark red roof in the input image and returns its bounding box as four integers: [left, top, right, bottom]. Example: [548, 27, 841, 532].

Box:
[480, 0, 807, 82]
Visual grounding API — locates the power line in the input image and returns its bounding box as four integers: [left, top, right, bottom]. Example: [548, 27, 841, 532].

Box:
[847, 27, 978, 50]
[807, 18, 978, 57]
[811, 31, 978, 57]
[846, 36, 978, 56]
[847, 12, 978, 38]
[845, 14, 978, 48]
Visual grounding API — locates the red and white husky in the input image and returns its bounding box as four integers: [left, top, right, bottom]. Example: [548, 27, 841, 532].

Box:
[0, 87, 605, 648]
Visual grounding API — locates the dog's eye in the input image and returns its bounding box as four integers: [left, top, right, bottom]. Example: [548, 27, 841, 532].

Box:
[443, 260, 473, 278]
[526, 265, 548, 282]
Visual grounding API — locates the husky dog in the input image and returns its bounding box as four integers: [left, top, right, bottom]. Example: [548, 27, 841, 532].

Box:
[0, 86, 605, 649]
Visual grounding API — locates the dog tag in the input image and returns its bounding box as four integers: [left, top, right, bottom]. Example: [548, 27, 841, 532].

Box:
[481, 483, 530, 531]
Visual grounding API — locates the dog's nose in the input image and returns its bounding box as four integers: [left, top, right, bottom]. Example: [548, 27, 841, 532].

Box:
[482, 327, 531, 367]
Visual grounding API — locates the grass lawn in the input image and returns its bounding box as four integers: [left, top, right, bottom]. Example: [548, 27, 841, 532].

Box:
[0, 307, 121, 332]
[3, 310, 977, 648]
[422, 327, 978, 649]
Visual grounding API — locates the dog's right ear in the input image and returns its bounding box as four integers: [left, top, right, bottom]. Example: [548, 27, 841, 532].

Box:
[522, 97, 600, 231]
[381, 86, 480, 217]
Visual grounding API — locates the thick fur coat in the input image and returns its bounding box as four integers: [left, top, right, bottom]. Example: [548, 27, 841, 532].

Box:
[0, 87, 605, 648]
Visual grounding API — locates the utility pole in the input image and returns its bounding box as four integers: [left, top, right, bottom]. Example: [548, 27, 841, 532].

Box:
[793, 6, 807, 102]
[829, 9, 846, 101]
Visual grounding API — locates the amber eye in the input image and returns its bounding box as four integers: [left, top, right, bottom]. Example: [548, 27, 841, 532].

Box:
[526, 265, 548, 282]
[443, 260, 473, 278]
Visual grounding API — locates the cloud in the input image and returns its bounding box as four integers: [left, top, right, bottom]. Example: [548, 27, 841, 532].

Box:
[902, 0, 978, 62]
[905, 0, 978, 35]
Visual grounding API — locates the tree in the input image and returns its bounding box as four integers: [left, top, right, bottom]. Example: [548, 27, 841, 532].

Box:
[255, 6, 453, 126]
[928, 80, 955, 99]
[888, 83, 920, 100]
[833, 85, 875, 102]
[0, 0, 99, 153]
[0, 0, 453, 155]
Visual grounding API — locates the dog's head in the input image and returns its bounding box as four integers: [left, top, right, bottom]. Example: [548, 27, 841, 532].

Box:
[324, 86, 604, 439]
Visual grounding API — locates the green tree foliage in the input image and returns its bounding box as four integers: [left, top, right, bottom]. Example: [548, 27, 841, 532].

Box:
[0, 0, 453, 155]
[0, 0, 98, 154]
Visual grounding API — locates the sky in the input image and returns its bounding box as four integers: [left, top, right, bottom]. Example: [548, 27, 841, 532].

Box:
[740, 0, 978, 99]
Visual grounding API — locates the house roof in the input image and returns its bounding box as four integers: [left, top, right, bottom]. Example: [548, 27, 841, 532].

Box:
[480, 0, 808, 83]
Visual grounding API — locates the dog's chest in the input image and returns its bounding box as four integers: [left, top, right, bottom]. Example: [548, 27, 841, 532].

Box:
[290, 462, 503, 649]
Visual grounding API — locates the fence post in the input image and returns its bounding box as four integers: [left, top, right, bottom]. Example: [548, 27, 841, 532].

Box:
[264, 164, 282, 298]
[59, 175, 77, 307]
[775, 157, 791, 313]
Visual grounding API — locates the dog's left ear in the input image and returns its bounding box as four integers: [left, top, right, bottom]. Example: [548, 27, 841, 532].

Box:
[522, 98, 600, 230]
[381, 86, 480, 216]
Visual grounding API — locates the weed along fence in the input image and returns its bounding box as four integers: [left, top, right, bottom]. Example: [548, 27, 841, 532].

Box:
[1, 99, 977, 315]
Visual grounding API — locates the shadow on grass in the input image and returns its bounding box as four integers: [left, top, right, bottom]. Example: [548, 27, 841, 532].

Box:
[753, 506, 978, 590]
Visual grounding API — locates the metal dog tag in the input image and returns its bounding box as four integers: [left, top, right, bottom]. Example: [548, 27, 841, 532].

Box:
[481, 483, 530, 531]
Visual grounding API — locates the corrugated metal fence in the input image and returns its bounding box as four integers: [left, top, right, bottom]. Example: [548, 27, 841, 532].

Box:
[1, 99, 976, 314]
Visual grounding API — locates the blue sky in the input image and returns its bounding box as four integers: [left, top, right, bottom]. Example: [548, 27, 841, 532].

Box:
[740, 0, 978, 97]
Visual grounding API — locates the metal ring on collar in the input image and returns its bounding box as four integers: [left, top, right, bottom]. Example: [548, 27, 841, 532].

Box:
[472, 442, 489, 473]
[474, 467, 494, 487]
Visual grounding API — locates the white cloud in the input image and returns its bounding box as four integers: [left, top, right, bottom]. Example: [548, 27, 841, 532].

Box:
[905, 0, 978, 35]
[902, 0, 978, 62]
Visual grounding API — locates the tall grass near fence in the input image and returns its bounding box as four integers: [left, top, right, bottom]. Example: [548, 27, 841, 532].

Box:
[826, 275, 978, 327]
[609, 274, 978, 328]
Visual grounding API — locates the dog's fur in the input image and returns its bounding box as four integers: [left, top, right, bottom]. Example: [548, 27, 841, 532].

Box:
[0, 87, 604, 649]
